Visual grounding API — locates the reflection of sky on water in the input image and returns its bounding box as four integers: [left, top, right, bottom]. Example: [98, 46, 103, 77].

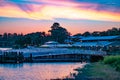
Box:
[0, 62, 86, 80]
[0, 63, 23, 69]
[0, 48, 12, 51]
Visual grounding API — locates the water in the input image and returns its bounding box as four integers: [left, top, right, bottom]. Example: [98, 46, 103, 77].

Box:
[0, 48, 12, 51]
[0, 62, 86, 80]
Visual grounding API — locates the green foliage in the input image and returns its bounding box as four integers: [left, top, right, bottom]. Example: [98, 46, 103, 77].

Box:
[77, 62, 120, 80]
[103, 56, 120, 71]
[114, 60, 120, 71]
[103, 56, 120, 64]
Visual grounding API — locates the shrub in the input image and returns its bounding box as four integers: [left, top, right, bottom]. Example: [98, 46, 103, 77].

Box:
[103, 56, 120, 64]
[103, 55, 120, 71]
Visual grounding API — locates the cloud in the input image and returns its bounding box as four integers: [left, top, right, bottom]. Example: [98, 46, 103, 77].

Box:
[0, 0, 120, 22]
[75, 0, 120, 12]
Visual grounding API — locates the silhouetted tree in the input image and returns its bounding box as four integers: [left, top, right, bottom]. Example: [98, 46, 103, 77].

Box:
[0, 26, 119, 48]
[82, 31, 91, 37]
[0, 34, 2, 38]
[3, 33, 8, 40]
[105, 27, 120, 36]
[80, 27, 120, 36]
[49, 22, 70, 43]
[24, 32, 46, 46]
[91, 31, 100, 36]
[99, 31, 107, 36]
[15, 34, 25, 48]
[73, 33, 82, 37]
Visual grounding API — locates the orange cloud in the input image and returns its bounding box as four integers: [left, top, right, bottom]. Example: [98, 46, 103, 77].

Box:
[0, 0, 120, 22]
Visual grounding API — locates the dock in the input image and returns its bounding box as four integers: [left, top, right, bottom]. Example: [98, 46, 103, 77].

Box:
[0, 48, 106, 63]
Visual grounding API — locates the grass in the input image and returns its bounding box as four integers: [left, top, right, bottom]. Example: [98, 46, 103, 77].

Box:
[103, 55, 120, 71]
[75, 55, 120, 80]
[75, 62, 120, 80]
[60, 55, 120, 80]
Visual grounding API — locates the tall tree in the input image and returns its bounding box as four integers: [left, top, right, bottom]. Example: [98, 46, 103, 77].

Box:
[49, 22, 70, 43]
[3, 33, 8, 40]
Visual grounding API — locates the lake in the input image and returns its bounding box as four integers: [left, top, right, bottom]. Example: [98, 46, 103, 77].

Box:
[0, 62, 86, 80]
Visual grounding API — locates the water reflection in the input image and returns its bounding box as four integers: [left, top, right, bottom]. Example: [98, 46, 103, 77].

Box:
[0, 62, 86, 80]
[0, 63, 23, 69]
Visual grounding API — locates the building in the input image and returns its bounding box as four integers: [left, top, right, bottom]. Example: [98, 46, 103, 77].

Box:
[80, 36, 120, 42]
[41, 41, 59, 47]
[73, 35, 120, 51]
[41, 41, 72, 48]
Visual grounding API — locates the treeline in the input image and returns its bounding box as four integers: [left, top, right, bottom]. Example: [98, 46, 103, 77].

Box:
[0, 22, 70, 48]
[74, 27, 120, 37]
[0, 32, 47, 48]
[0, 22, 120, 48]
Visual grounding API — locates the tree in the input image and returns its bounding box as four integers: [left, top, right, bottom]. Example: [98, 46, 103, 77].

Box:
[92, 31, 100, 36]
[15, 34, 25, 48]
[49, 22, 70, 43]
[82, 31, 91, 37]
[73, 33, 82, 37]
[3, 33, 8, 40]
[99, 31, 107, 36]
[0, 34, 2, 38]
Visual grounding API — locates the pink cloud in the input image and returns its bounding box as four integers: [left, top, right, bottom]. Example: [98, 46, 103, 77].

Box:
[0, 0, 120, 22]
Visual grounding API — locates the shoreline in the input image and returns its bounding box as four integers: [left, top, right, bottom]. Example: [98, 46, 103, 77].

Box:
[74, 62, 120, 80]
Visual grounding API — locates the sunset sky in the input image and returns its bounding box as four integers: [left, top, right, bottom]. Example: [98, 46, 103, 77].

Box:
[0, 0, 120, 35]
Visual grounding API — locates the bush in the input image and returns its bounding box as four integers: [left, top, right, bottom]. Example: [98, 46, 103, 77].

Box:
[103, 56, 120, 71]
[115, 60, 120, 71]
[103, 56, 120, 64]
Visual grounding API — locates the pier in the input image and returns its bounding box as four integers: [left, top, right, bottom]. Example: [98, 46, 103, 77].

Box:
[0, 51, 24, 63]
[32, 53, 104, 62]
[0, 48, 106, 63]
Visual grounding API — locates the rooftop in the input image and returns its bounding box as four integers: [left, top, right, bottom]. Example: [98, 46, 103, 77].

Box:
[73, 41, 112, 47]
[81, 35, 120, 41]
[45, 41, 59, 44]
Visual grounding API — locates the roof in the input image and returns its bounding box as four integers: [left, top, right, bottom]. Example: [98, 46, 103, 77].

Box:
[45, 41, 59, 44]
[41, 44, 72, 48]
[81, 36, 120, 41]
[73, 41, 112, 47]
[70, 36, 84, 39]
[108, 41, 120, 46]
[3, 48, 106, 57]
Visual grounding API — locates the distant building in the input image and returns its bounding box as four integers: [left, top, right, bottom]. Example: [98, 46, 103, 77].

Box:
[41, 41, 59, 48]
[80, 36, 120, 42]
[72, 35, 120, 51]
[69, 36, 84, 42]
[41, 41, 72, 48]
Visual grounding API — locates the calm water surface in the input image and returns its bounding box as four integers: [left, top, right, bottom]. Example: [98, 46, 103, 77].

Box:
[0, 62, 86, 80]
